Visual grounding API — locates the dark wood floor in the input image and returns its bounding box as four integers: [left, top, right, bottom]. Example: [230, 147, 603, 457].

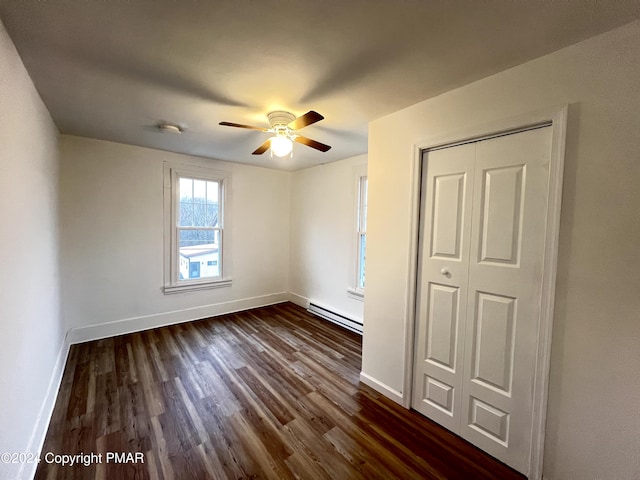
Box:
[35, 302, 524, 480]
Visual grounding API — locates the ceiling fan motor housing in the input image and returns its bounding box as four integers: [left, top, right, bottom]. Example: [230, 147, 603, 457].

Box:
[267, 111, 296, 128]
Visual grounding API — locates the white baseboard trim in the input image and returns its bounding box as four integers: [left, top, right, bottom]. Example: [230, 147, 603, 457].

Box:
[67, 292, 289, 344]
[359, 372, 405, 406]
[288, 292, 309, 309]
[19, 332, 71, 480]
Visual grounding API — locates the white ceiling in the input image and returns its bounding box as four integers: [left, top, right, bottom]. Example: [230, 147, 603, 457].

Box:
[1, 1, 639, 170]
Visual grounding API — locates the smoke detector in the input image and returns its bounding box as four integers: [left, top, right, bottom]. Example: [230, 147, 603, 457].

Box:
[157, 122, 183, 134]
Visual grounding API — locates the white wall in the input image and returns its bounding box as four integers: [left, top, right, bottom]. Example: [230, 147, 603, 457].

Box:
[0, 18, 63, 480]
[59, 135, 291, 340]
[289, 155, 367, 323]
[363, 21, 640, 480]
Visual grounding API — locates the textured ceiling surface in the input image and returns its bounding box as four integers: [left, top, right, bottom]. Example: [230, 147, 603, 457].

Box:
[1, 1, 639, 170]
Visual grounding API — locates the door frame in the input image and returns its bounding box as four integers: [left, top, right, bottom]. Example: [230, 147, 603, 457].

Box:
[402, 105, 568, 479]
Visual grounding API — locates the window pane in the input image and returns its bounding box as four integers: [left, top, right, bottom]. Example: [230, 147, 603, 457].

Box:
[362, 178, 368, 231]
[179, 178, 193, 201]
[178, 229, 220, 280]
[358, 233, 366, 288]
[360, 177, 368, 231]
[178, 229, 215, 247]
[193, 179, 206, 201]
[193, 201, 207, 227]
[179, 201, 193, 226]
[207, 181, 219, 203]
[179, 177, 220, 228]
[206, 181, 219, 227]
[206, 204, 219, 227]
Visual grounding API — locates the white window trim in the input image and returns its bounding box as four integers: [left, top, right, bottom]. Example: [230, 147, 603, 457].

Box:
[348, 165, 367, 300]
[163, 163, 232, 294]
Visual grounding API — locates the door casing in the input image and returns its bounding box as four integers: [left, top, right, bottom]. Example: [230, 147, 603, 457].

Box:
[402, 105, 568, 480]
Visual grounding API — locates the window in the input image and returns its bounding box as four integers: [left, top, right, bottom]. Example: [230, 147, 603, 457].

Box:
[356, 175, 368, 290]
[164, 164, 231, 293]
[349, 168, 367, 299]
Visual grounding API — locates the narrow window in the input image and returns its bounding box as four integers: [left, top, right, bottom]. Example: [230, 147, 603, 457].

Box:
[164, 165, 231, 293]
[177, 176, 222, 280]
[356, 175, 368, 290]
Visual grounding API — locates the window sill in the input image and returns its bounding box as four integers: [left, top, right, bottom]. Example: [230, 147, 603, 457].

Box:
[163, 278, 232, 295]
[347, 287, 365, 301]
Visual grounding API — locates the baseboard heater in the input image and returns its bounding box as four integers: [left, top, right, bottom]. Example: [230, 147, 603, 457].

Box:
[307, 302, 363, 334]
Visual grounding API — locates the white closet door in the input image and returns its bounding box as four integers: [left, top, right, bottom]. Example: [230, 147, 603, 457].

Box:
[460, 126, 551, 473]
[413, 126, 552, 475]
[412, 143, 475, 431]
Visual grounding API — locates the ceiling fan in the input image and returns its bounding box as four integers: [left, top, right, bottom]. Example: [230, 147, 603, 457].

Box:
[219, 110, 331, 157]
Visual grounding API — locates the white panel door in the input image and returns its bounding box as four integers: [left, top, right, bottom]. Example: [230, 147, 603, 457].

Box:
[413, 127, 552, 475]
[412, 143, 475, 431]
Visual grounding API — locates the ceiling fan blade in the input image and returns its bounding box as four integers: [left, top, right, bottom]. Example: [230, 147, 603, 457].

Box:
[288, 111, 324, 130]
[219, 121, 269, 131]
[294, 135, 331, 152]
[252, 139, 271, 155]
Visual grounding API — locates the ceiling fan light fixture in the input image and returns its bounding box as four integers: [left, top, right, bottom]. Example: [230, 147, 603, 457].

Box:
[219, 110, 330, 156]
[270, 135, 293, 157]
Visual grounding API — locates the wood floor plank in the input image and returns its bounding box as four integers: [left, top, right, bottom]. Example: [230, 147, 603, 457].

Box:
[35, 302, 525, 480]
[323, 425, 434, 480]
[282, 418, 360, 480]
[193, 404, 258, 479]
